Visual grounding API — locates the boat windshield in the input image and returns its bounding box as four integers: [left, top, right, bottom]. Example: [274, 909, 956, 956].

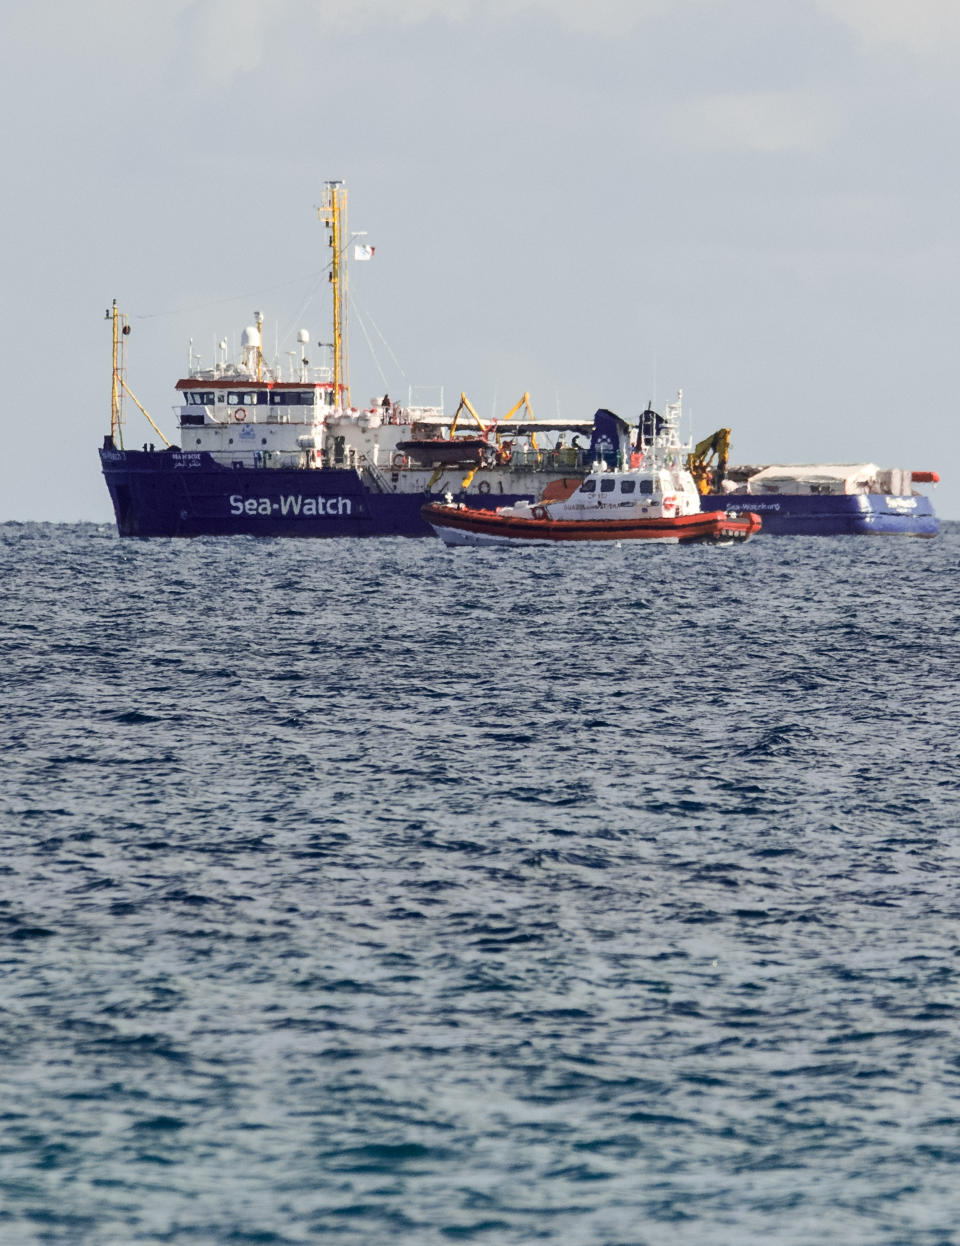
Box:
[270, 392, 316, 405]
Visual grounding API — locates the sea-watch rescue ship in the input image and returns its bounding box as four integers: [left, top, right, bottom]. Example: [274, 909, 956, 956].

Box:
[100, 182, 632, 538]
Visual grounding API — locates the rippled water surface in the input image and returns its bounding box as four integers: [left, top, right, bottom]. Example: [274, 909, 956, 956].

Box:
[2, 522, 960, 1245]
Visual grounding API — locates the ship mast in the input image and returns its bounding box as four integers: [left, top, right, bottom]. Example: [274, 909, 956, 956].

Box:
[106, 299, 128, 449]
[318, 180, 349, 408]
[104, 300, 170, 449]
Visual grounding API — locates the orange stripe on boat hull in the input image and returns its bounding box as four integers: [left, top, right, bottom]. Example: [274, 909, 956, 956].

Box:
[422, 505, 762, 544]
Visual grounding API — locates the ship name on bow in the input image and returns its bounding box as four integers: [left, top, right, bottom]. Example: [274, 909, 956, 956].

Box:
[229, 494, 354, 516]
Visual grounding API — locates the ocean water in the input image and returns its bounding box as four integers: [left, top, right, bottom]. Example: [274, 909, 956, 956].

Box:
[2, 521, 959, 1246]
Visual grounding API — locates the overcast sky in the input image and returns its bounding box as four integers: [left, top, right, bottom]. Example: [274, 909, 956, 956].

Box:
[1, 0, 956, 521]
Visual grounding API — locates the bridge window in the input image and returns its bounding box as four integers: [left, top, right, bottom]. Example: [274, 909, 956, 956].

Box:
[600, 479, 616, 493]
[639, 479, 653, 495]
[580, 479, 596, 493]
[269, 391, 315, 405]
[620, 480, 636, 494]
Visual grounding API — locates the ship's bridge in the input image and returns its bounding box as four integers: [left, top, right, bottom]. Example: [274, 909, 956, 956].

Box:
[175, 380, 341, 428]
[175, 379, 338, 469]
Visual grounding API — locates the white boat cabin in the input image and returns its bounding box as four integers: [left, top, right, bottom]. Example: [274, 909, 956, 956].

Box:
[743, 464, 912, 496]
[500, 460, 703, 521]
[564, 465, 701, 516]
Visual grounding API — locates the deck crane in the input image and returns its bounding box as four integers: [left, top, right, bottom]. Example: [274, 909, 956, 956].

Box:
[687, 427, 730, 495]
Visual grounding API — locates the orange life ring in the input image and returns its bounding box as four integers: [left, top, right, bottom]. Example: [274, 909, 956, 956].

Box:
[532, 505, 547, 521]
[234, 408, 247, 422]
[392, 452, 407, 469]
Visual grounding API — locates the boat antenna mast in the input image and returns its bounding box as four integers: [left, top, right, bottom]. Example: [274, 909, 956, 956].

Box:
[104, 300, 171, 449]
[318, 180, 349, 409]
[106, 299, 129, 449]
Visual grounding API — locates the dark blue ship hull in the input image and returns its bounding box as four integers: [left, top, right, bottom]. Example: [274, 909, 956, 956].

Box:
[701, 491, 938, 536]
[101, 449, 939, 538]
[100, 447, 518, 538]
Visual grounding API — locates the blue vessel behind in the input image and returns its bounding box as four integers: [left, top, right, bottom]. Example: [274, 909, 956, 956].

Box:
[700, 487, 939, 536]
[687, 433, 939, 537]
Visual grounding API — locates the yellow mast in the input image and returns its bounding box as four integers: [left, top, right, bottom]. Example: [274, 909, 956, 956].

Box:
[106, 299, 127, 449]
[104, 300, 171, 449]
[318, 180, 349, 408]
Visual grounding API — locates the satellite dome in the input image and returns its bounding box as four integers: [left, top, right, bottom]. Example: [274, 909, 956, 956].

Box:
[241, 325, 261, 349]
[298, 329, 310, 344]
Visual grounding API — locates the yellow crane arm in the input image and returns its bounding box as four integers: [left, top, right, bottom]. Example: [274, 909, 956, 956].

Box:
[498, 392, 536, 448]
[450, 392, 486, 437]
[449, 390, 538, 446]
[500, 392, 534, 422]
[687, 427, 730, 494]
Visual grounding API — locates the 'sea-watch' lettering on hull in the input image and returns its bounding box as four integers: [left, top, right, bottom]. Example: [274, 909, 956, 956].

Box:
[229, 495, 353, 517]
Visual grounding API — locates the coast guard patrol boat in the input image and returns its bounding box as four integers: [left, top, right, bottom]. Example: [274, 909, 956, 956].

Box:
[424, 398, 761, 545]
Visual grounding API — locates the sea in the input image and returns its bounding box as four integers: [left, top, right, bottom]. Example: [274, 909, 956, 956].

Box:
[2, 521, 959, 1246]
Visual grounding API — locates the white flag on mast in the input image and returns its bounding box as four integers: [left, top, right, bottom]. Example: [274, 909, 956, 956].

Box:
[354, 244, 375, 261]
